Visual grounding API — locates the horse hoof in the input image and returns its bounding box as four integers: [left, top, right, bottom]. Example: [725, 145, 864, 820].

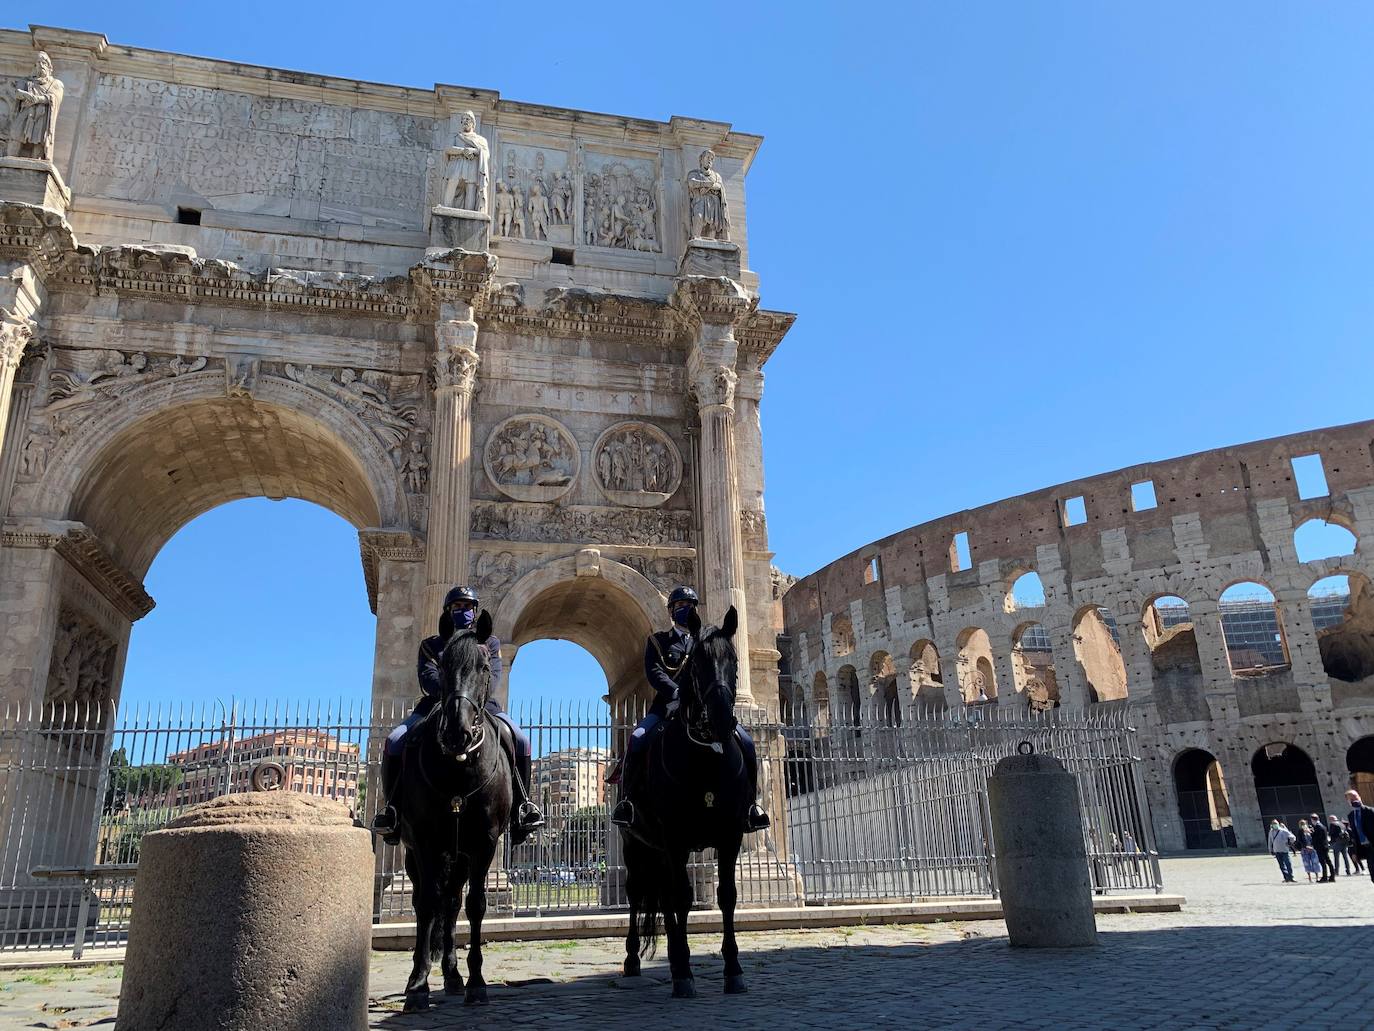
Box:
[623, 958, 641, 977]
[465, 985, 489, 1006]
[444, 976, 464, 997]
[403, 990, 430, 1013]
[724, 974, 748, 995]
[672, 978, 697, 999]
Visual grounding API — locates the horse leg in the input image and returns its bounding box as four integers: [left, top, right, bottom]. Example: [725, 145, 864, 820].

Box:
[666, 850, 696, 999]
[622, 837, 642, 977]
[404, 847, 437, 1012]
[718, 835, 746, 994]
[464, 846, 495, 1006]
[442, 853, 468, 997]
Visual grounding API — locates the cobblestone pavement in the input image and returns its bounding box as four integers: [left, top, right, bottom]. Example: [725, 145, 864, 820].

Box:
[2, 855, 1371, 1030]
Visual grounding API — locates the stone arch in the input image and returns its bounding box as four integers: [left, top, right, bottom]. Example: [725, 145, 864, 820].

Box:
[1072, 605, 1128, 703]
[1011, 621, 1058, 710]
[836, 664, 861, 722]
[811, 670, 830, 725]
[955, 627, 997, 704]
[1218, 581, 1289, 673]
[1172, 748, 1236, 849]
[1141, 595, 1206, 722]
[1293, 517, 1358, 564]
[1250, 742, 1323, 840]
[1308, 572, 1374, 683]
[32, 373, 410, 577]
[1347, 736, 1374, 801]
[1006, 569, 1046, 612]
[490, 554, 665, 711]
[830, 615, 855, 658]
[906, 639, 944, 703]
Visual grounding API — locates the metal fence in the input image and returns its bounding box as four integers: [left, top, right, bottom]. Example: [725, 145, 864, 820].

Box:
[0, 697, 1159, 957]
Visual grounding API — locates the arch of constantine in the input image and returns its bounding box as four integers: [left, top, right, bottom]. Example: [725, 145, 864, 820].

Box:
[781, 419, 1374, 851]
[0, 25, 793, 718]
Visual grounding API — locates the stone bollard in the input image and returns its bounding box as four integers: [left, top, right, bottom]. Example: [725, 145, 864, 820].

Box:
[987, 750, 1098, 947]
[116, 792, 373, 1031]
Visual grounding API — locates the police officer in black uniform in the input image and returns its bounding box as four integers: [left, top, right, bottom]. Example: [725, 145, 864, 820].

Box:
[372, 585, 544, 845]
[610, 585, 769, 832]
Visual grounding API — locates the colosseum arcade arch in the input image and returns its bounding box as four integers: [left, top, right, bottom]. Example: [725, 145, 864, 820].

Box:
[1172, 748, 1236, 850]
[1250, 742, 1323, 840]
[1, 378, 417, 712]
[490, 554, 664, 716]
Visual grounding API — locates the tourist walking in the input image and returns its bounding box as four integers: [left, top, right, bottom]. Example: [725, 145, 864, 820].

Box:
[1308, 813, 1334, 882]
[1297, 820, 1320, 882]
[1268, 819, 1296, 883]
[1328, 815, 1354, 876]
[1346, 790, 1374, 883]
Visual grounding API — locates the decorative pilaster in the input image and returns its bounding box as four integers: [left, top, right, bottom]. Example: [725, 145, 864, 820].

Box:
[0, 311, 35, 478]
[675, 276, 756, 703]
[424, 313, 480, 628]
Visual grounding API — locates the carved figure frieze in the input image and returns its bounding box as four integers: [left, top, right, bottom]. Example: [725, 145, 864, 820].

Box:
[19, 433, 47, 478]
[226, 355, 260, 399]
[471, 549, 519, 596]
[740, 509, 768, 551]
[1, 52, 64, 162]
[483, 415, 579, 503]
[618, 554, 696, 597]
[592, 421, 682, 508]
[686, 149, 731, 242]
[281, 362, 421, 453]
[495, 144, 572, 244]
[44, 607, 116, 711]
[582, 152, 660, 252]
[439, 111, 490, 213]
[400, 432, 429, 494]
[471, 500, 691, 547]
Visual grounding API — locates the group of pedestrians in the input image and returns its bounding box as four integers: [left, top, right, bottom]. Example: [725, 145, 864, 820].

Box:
[1267, 789, 1374, 883]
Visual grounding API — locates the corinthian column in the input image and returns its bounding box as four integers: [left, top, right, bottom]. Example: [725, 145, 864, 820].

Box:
[424, 310, 480, 628]
[0, 310, 35, 475]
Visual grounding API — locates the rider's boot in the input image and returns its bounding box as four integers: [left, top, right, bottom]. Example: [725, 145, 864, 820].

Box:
[371, 747, 404, 846]
[506, 733, 544, 846]
[610, 750, 640, 828]
[736, 727, 770, 833]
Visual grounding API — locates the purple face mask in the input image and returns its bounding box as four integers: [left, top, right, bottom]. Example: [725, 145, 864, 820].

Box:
[452, 606, 477, 629]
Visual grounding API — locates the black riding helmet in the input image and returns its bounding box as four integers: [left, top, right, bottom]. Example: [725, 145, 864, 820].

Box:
[438, 585, 481, 638]
[667, 585, 699, 608]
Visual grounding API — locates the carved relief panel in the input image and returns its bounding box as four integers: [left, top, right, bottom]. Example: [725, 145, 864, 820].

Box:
[44, 607, 117, 710]
[482, 414, 580, 502]
[495, 143, 573, 245]
[592, 421, 681, 508]
[581, 150, 661, 253]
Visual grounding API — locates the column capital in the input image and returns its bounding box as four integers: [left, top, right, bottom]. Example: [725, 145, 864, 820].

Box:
[672, 275, 755, 332]
[0, 309, 35, 371]
[411, 248, 498, 312]
[433, 319, 480, 395]
[691, 362, 737, 412]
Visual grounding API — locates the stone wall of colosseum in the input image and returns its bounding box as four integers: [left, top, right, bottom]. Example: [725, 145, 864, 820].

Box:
[780, 420, 1374, 851]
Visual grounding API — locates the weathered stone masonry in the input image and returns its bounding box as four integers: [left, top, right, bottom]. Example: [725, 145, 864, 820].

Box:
[781, 421, 1374, 850]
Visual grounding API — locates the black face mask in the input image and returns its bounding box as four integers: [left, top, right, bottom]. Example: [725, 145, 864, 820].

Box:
[671, 604, 694, 628]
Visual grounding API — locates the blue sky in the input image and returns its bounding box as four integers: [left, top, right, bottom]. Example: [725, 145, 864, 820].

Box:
[20, 3, 1373, 712]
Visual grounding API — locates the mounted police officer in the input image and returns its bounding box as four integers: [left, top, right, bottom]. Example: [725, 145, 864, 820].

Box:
[372, 585, 544, 846]
[610, 585, 769, 833]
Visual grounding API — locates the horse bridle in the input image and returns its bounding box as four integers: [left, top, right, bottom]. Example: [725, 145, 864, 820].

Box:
[680, 645, 734, 752]
[442, 691, 487, 762]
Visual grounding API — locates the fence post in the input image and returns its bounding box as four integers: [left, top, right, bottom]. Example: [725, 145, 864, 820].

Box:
[987, 748, 1098, 947]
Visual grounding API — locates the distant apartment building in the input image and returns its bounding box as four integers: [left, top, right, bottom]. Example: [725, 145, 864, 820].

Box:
[166, 729, 362, 808]
[532, 748, 609, 812]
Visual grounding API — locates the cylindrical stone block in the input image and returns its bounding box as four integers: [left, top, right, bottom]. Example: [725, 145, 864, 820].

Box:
[117, 792, 373, 1031]
[988, 752, 1098, 947]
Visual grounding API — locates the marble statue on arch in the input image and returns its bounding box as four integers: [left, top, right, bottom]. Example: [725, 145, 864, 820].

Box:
[4, 51, 64, 162]
[440, 110, 490, 212]
[686, 148, 730, 241]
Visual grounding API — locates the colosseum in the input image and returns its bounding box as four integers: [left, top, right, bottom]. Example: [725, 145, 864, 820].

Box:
[780, 420, 1374, 852]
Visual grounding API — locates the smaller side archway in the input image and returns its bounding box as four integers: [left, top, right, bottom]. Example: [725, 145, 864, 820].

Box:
[1219, 582, 1289, 674]
[955, 628, 998, 705]
[1172, 749, 1236, 849]
[1011, 622, 1058, 711]
[1251, 742, 1324, 841]
[1073, 606, 1128, 703]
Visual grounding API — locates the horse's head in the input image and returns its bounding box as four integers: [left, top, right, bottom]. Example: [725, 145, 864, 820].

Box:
[437, 610, 493, 760]
[683, 605, 739, 743]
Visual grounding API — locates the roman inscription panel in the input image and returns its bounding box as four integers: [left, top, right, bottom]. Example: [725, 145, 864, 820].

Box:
[75, 75, 438, 228]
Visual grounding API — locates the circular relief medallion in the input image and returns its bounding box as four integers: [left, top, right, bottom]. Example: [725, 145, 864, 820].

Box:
[483, 414, 580, 502]
[591, 421, 682, 508]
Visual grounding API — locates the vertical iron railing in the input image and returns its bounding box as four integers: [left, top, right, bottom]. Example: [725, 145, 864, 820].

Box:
[0, 697, 1159, 957]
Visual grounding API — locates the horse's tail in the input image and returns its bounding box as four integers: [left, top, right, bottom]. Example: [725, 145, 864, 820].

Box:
[638, 879, 660, 959]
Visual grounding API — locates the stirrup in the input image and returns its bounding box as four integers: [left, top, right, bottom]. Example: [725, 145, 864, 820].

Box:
[372, 805, 401, 846]
[517, 801, 545, 829]
[745, 804, 770, 833]
[611, 799, 636, 828]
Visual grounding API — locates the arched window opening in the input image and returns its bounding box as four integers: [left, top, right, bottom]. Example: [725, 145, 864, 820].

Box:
[1293, 518, 1357, 564]
[1011, 623, 1059, 711]
[907, 640, 944, 704]
[1251, 743, 1323, 841]
[1173, 749, 1236, 849]
[811, 671, 830, 729]
[831, 616, 855, 658]
[1143, 596, 1197, 660]
[1219, 583, 1289, 674]
[956, 628, 998, 705]
[869, 651, 901, 725]
[1007, 570, 1046, 612]
[1310, 574, 1374, 683]
[837, 665, 861, 724]
[1072, 606, 1128, 702]
[1141, 595, 1206, 722]
[1348, 737, 1374, 803]
[777, 686, 793, 725]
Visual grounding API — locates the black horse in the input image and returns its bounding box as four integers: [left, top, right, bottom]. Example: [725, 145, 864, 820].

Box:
[392, 610, 512, 1012]
[620, 605, 752, 998]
